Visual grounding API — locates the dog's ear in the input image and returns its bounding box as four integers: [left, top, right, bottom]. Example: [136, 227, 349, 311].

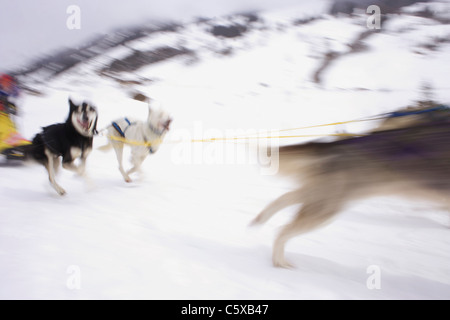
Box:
[165, 117, 173, 131]
[68, 98, 78, 111]
[92, 115, 99, 135]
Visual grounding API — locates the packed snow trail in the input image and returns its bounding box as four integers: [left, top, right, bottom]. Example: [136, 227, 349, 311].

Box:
[1, 3, 450, 299]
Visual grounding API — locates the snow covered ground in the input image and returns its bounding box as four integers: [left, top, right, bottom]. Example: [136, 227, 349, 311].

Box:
[1, 3, 450, 300]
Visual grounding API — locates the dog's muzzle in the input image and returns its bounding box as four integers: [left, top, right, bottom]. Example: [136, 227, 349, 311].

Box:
[79, 118, 96, 132]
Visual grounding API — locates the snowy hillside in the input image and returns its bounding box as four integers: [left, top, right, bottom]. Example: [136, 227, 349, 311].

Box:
[1, 2, 450, 300]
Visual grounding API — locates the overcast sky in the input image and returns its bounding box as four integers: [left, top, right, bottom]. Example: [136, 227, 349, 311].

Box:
[0, 0, 330, 71]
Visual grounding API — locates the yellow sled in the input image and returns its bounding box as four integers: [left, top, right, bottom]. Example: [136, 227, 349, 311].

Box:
[0, 112, 31, 160]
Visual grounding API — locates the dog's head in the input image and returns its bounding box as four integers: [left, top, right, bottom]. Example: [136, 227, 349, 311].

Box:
[148, 107, 172, 135]
[68, 98, 98, 137]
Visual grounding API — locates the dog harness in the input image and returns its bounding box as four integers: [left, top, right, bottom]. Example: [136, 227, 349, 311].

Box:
[387, 105, 450, 118]
[112, 118, 156, 154]
[112, 118, 132, 138]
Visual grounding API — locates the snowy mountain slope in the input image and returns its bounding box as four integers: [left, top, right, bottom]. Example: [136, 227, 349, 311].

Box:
[1, 3, 450, 300]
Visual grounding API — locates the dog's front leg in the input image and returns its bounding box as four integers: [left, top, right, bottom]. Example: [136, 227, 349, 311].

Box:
[45, 149, 66, 196]
[62, 147, 85, 176]
[77, 148, 92, 177]
[79, 150, 96, 190]
[62, 160, 82, 175]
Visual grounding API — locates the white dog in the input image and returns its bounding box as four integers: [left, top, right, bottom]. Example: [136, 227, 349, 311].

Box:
[103, 106, 172, 182]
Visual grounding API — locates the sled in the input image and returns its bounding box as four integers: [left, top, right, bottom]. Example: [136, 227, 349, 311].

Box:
[0, 112, 30, 161]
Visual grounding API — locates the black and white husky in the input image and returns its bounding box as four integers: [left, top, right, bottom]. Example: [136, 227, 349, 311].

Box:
[101, 105, 172, 182]
[24, 98, 98, 195]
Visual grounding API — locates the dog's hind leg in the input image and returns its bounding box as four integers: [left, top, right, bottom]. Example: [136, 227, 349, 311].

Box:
[272, 186, 346, 268]
[45, 149, 66, 196]
[111, 141, 131, 182]
[126, 148, 147, 179]
[250, 188, 303, 226]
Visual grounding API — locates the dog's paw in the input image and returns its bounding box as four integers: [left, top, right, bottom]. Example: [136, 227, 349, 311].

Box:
[273, 258, 295, 269]
[124, 177, 132, 183]
[272, 254, 295, 269]
[249, 216, 263, 227]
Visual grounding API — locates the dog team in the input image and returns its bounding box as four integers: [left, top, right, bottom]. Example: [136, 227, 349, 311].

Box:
[21, 97, 172, 196]
[14, 94, 450, 268]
